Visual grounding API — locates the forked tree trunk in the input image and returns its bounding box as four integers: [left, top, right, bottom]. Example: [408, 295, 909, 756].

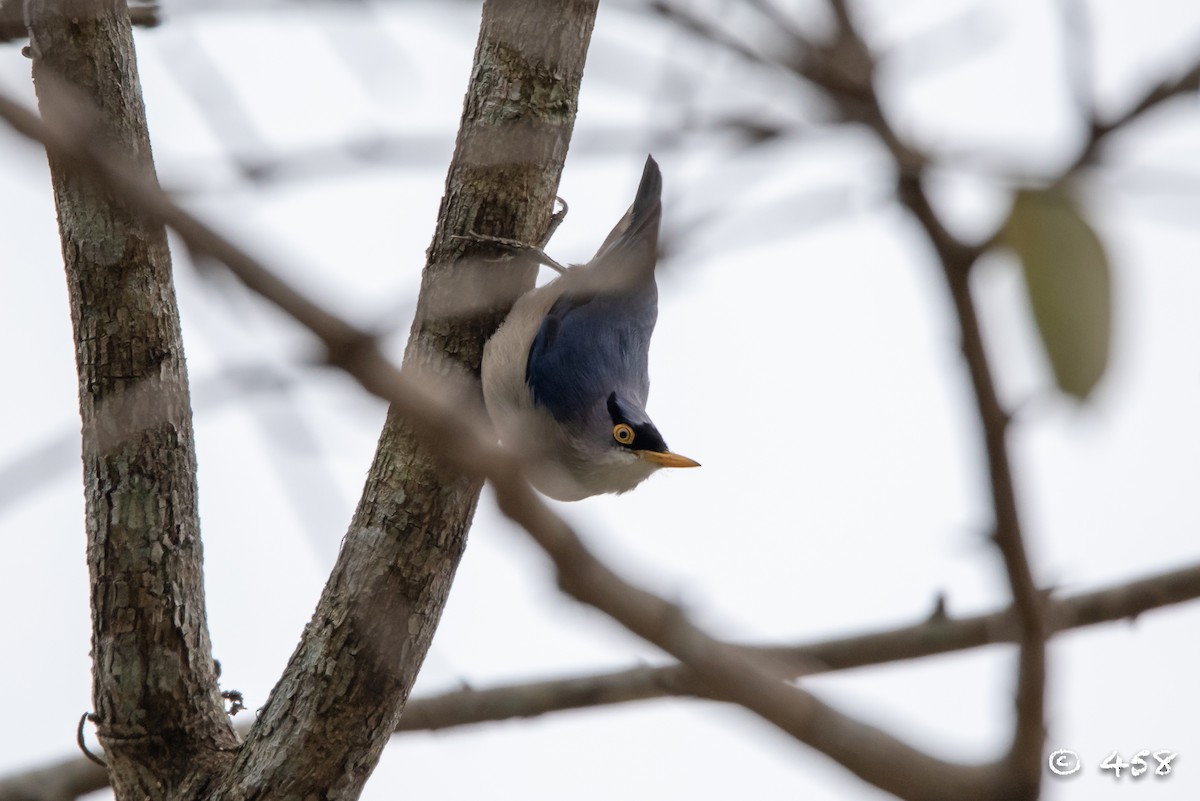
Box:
[27, 0, 599, 798]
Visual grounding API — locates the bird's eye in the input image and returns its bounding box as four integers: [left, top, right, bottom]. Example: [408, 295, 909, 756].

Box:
[612, 423, 635, 445]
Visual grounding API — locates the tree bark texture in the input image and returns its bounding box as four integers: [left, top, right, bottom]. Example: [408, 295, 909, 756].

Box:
[27, 1, 236, 799]
[26, 0, 598, 796]
[212, 1, 600, 798]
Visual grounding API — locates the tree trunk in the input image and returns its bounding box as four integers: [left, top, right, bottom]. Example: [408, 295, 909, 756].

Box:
[27, 1, 236, 798]
[214, 2, 600, 796]
[29, 0, 600, 798]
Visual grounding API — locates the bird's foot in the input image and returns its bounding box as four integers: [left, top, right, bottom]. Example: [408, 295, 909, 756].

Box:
[452, 231, 570, 275]
[539, 196, 569, 247]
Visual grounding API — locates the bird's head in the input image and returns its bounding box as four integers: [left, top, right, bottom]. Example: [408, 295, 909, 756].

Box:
[517, 389, 699, 502]
[528, 390, 696, 501]
[602, 392, 699, 471]
[482, 154, 699, 501]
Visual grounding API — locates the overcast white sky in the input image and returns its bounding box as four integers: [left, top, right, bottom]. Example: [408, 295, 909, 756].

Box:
[2, 1, 1200, 799]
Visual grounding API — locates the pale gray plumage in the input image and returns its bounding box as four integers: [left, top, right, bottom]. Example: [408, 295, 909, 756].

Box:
[481, 155, 698, 501]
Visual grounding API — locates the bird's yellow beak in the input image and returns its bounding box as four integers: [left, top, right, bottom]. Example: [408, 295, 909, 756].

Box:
[637, 450, 701, 468]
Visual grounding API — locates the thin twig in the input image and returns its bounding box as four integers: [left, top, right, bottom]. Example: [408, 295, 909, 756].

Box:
[394, 559, 1200, 731]
[1076, 57, 1200, 169]
[5, 75, 1200, 801]
[817, 1, 1047, 790]
[652, 1, 1200, 791]
[75, 714, 106, 768]
[8, 559, 1200, 800]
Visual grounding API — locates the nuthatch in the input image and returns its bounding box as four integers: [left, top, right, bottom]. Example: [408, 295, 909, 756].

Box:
[482, 155, 698, 501]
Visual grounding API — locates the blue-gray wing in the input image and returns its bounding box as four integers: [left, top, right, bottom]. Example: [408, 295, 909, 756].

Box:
[526, 283, 658, 423]
[525, 156, 663, 423]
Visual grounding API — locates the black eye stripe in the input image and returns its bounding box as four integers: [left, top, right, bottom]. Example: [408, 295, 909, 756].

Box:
[606, 392, 623, 424]
[607, 392, 669, 453]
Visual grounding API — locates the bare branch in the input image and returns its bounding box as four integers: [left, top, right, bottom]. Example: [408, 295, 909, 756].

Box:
[0, 79, 1012, 801]
[1076, 57, 1200, 169]
[394, 559, 1200, 731]
[7, 559, 1200, 801]
[651, 2, 1200, 794]
[811, 1, 1048, 790]
[0, 756, 108, 801]
[7, 4, 1199, 801]
[11, 0, 600, 796]
[645, 1, 859, 99]
[648, 0, 786, 72]
[8, 12, 1199, 796]
[211, 2, 602, 797]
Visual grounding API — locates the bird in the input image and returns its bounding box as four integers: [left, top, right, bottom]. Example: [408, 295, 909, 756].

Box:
[481, 155, 699, 501]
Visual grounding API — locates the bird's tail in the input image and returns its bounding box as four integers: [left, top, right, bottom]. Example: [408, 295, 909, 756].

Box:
[587, 155, 662, 285]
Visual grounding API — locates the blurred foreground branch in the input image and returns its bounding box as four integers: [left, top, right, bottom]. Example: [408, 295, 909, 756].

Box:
[813, 1, 1048, 790]
[0, 77, 1144, 801]
[644, 0, 1200, 794]
[12, 0, 599, 798]
[5, 558, 1199, 801]
[7, 5, 1200, 798]
[396, 560, 1200, 731]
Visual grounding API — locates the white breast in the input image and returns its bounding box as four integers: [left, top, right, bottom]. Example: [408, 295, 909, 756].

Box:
[481, 278, 583, 499]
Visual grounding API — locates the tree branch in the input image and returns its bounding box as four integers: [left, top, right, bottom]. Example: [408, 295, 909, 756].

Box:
[1074, 57, 1200, 171]
[26, 2, 236, 797]
[6, 560, 1200, 801]
[0, 756, 107, 801]
[811, 2, 1046, 792]
[7, 4, 1200, 800]
[7, 9, 1199, 796]
[211, 1, 600, 797]
[0, 80, 1025, 801]
[395, 559, 1200, 731]
[15, 0, 599, 797]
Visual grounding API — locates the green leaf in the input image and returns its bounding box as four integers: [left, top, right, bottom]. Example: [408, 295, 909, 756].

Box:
[1003, 187, 1112, 400]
